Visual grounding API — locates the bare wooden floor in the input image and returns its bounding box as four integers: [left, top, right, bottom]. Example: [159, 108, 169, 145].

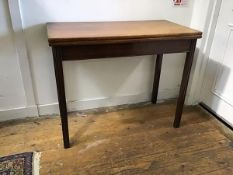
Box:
[1, 103, 233, 175]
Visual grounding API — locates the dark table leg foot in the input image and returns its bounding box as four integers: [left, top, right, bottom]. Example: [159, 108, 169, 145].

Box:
[152, 54, 163, 104]
[173, 40, 197, 128]
[61, 114, 70, 148]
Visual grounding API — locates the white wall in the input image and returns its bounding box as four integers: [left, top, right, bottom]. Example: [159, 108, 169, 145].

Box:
[0, 1, 27, 117]
[19, 0, 195, 115]
[1, 0, 204, 120]
[187, 0, 218, 105]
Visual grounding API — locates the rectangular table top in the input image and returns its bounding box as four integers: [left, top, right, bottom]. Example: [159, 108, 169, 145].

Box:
[47, 20, 202, 45]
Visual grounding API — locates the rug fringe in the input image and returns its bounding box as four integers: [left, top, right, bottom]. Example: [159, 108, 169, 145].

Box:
[33, 152, 41, 175]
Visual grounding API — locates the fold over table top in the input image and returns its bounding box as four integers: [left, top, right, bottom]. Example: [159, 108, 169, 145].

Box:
[47, 20, 202, 46]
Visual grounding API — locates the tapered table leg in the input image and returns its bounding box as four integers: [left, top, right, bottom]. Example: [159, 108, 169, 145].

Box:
[173, 40, 197, 128]
[52, 47, 70, 148]
[152, 54, 163, 104]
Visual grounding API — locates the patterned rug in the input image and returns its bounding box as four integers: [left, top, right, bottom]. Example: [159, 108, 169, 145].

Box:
[0, 152, 40, 175]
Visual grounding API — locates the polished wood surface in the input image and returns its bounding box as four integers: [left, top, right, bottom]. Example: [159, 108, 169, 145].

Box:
[174, 40, 197, 128]
[61, 39, 191, 60]
[152, 54, 163, 104]
[1, 103, 233, 174]
[52, 48, 70, 148]
[47, 20, 202, 45]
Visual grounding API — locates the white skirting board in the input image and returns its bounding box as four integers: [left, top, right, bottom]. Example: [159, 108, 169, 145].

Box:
[0, 106, 39, 122]
[0, 88, 179, 121]
[38, 89, 179, 115]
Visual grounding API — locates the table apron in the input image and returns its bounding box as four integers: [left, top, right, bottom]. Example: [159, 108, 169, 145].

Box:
[57, 39, 192, 60]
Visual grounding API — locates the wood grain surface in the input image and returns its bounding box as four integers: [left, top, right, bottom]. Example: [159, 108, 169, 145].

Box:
[1, 103, 233, 175]
[47, 20, 202, 45]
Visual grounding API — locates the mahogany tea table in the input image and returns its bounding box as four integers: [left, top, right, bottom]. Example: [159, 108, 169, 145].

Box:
[47, 20, 202, 148]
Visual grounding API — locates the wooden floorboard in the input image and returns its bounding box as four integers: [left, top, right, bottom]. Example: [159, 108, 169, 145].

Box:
[0, 103, 233, 175]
